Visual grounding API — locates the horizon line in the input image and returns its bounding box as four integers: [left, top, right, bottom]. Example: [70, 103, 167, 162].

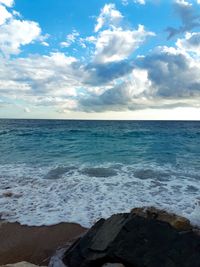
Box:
[0, 118, 199, 122]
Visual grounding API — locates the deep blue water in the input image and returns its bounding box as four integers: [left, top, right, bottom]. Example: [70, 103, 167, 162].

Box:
[0, 119, 199, 226]
[0, 119, 200, 167]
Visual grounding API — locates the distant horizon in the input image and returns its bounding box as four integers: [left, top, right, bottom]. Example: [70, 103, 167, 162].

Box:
[0, 117, 200, 122]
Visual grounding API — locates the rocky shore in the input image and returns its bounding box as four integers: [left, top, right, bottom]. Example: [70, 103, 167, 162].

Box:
[1, 207, 200, 267]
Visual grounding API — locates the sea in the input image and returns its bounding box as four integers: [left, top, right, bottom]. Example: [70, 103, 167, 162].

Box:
[0, 119, 199, 227]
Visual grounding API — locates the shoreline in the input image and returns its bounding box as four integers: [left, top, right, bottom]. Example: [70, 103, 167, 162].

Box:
[0, 207, 199, 267]
[0, 220, 87, 266]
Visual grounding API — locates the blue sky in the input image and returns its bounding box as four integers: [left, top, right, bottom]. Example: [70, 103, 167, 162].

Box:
[0, 0, 200, 119]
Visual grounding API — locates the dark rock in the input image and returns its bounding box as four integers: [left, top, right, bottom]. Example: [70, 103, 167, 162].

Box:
[2, 191, 13, 197]
[51, 208, 200, 267]
[131, 207, 192, 231]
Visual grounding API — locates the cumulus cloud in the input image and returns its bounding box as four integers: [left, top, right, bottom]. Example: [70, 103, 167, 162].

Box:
[94, 25, 155, 63]
[79, 48, 200, 111]
[95, 3, 123, 32]
[78, 37, 200, 112]
[83, 60, 135, 86]
[137, 46, 200, 98]
[0, 1, 199, 115]
[1, 40, 200, 113]
[175, 0, 192, 6]
[0, 52, 81, 104]
[0, 0, 14, 7]
[0, 4, 12, 25]
[176, 31, 200, 54]
[92, 4, 155, 64]
[79, 69, 151, 111]
[0, 50, 138, 112]
[0, 0, 46, 56]
[166, 0, 200, 39]
[0, 19, 42, 55]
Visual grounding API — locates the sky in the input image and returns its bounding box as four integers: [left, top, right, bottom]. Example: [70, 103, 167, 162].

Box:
[0, 0, 200, 120]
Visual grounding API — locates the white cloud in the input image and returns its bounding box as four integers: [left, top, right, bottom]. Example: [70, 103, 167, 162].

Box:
[0, 2, 156, 114]
[41, 41, 49, 47]
[175, 0, 192, 6]
[95, 3, 123, 32]
[60, 30, 79, 48]
[46, 52, 78, 66]
[0, 52, 81, 108]
[0, 19, 42, 55]
[56, 99, 78, 113]
[85, 36, 97, 43]
[0, 1, 199, 116]
[94, 25, 155, 63]
[12, 10, 21, 17]
[134, 0, 146, 4]
[0, 0, 47, 56]
[122, 0, 146, 5]
[0, 0, 14, 7]
[176, 32, 200, 54]
[60, 41, 70, 48]
[0, 4, 12, 25]
[1, 40, 200, 114]
[166, 0, 200, 39]
[79, 35, 97, 49]
[24, 107, 30, 113]
[78, 38, 200, 112]
[92, 4, 155, 63]
[137, 45, 200, 99]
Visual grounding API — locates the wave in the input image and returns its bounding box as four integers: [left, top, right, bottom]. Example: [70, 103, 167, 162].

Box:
[44, 166, 76, 179]
[0, 162, 199, 228]
[80, 167, 117, 177]
[0, 130, 15, 136]
[68, 129, 88, 134]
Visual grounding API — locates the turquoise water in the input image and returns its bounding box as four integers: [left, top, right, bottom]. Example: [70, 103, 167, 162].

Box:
[0, 119, 199, 226]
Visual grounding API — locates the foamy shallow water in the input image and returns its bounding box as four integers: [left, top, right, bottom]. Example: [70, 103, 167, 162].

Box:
[0, 120, 199, 227]
[0, 162, 199, 228]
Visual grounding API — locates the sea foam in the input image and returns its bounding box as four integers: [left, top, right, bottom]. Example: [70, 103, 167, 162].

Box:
[0, 162, 199, 228]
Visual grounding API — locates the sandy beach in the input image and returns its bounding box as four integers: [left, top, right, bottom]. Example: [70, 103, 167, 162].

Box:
[0, 221, 87, 266]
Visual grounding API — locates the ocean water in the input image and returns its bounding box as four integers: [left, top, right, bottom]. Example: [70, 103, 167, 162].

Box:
[0, 119, 199, 227]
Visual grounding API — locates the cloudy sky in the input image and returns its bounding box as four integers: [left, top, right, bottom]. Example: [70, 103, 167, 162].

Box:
[0, 0, 200, 119]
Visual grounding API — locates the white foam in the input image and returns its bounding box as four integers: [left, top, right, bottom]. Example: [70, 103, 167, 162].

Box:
[0, 163, 199, 228]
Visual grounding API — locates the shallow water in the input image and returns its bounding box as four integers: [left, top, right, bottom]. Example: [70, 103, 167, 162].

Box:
[0, 119, 199, 227]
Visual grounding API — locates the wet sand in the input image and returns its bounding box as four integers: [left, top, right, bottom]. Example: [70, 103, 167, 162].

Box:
[0, 221, 87, 266]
